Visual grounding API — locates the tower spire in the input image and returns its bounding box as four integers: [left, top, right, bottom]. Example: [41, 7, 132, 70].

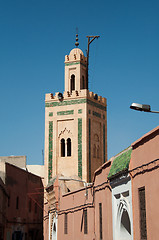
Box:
[75, 28, 79, 48]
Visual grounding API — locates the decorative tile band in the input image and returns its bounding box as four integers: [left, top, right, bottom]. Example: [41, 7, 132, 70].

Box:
[65, 62, 86, 67]
[89, 119, 91, 182]
[49, 112, 53, 116]
[46, 98, 106, 112]
[48, 121, 53, 182]
[103, 124, 106, 163]
[78, 118, 82, 179]
[93, 111, 101, 118]
[78, 109, 82, 114]
[57, 110, 74, 116]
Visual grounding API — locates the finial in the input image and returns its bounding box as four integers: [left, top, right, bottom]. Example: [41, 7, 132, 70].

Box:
[75, 28, 79, 47]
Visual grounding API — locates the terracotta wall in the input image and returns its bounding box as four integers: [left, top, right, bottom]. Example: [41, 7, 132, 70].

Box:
[56, 161, 113, 240]
[5, 163, 44, 240]
[130, 126, 159, 240]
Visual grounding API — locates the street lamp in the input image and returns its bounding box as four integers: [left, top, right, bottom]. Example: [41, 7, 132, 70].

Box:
[58, 176, 91, 197]
[130, 103, 159, 114]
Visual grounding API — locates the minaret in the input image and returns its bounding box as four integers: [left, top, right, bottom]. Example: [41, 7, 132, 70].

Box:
[44, 35, 107, 185]
[64, 34, 87, 92]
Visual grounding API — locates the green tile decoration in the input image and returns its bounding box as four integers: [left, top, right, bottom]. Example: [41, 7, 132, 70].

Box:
[93, 111, 101, 118]
[48, 121, 53, 182]
[45, 98, 106, 112]
[108, 148, 132, 179]
[57, 110, 74, 116]
[65, 62, 86, 67]
[78, 109, 82, 114]
[49, 112, 53, 116]
[89, 119, 91, 182]
[103, 124, 106, 163]
[78, 118, 82, 178]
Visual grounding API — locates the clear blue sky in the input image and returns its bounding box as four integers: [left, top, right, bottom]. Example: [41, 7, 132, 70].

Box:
[0, 0, 159, 165]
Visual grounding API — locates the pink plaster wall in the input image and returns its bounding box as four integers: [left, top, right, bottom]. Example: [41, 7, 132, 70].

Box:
[130, 126, 159, 240]
[5, 163, 43, 239]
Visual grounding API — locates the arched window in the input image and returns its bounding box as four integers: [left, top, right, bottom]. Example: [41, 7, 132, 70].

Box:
[61, 138, 65, 157]
[71, 74, 75, 92]
[67, 138, 71, 156]
[93, 145, 96, 158]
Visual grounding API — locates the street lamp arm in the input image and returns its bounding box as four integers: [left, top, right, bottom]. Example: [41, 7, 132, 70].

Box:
[130, 103, 159, 114]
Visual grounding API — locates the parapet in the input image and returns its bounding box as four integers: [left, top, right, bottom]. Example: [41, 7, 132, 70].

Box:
[45, 89, 106, 106]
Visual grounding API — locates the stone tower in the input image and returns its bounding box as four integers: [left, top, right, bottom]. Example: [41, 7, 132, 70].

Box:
[44, 45, 107, 184]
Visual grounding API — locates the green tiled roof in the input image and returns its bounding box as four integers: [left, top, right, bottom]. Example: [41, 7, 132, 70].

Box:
[108, 148, 132, 179]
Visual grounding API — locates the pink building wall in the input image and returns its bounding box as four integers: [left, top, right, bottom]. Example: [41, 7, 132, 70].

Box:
[130, 126, 159, 240]
[5, 163, 44, 240]
[52, 161, 113, 240]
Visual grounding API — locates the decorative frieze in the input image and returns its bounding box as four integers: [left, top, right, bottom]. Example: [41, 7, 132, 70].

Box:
[48, 121, 53, 182]
[78, 109, 82, 114]
[49, 112, 53, 116]
[93, 111, 101, 118]
[78, 118, 82, 178]
[57, 110, 74, 116]
[46, 98, 106, 112]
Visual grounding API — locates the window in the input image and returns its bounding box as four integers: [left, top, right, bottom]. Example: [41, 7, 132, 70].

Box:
[61, 138, 65, 157]
[67, 138, 71, 156]
[16, 196, 19, 210]
[64, 213, 68, 234]
[99, 203, 103, 239]
[139, 187, 147, 239]
[84, 209, 88, 234]
[71, 74, 75, 92]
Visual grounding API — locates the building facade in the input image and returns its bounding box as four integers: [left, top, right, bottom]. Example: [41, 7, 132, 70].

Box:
[44, 126, 159, 240]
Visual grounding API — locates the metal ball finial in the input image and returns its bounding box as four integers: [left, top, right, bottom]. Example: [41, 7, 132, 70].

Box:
[75, 33, 79, 47]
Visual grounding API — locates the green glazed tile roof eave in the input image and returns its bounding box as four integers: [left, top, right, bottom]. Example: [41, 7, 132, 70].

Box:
[108, 148, 132, 179]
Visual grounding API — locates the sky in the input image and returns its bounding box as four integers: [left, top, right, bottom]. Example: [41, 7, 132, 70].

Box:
[0, 0, 159, 165]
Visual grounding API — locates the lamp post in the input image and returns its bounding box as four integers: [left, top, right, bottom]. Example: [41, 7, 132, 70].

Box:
[130, 103, 159, 114]
[58, 176, 91, 197]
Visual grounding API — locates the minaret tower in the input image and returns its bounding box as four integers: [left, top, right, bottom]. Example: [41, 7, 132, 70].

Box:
[44, 35, 107, 184]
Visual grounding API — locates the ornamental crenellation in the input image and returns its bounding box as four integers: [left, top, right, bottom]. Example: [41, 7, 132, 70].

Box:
[45, 89, 106, 105]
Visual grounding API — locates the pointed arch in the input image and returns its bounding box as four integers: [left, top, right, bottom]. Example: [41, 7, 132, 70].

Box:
[61, 138, 65, 157]
[67, 138, 71, 156]
[71, 74, 75, 92]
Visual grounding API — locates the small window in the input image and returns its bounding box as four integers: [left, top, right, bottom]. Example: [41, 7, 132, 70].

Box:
[61, 138, 65, 157]
[71, 74, 75, 92]
[64, 213, 68, 234]
[139, 187, 147, 239]
[67, 138, 71, 156]
[16, 196, 19, 210]
[84, 209, 88, 234]
[99, 203, 103, 239]
[8, 196, 10, 207]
